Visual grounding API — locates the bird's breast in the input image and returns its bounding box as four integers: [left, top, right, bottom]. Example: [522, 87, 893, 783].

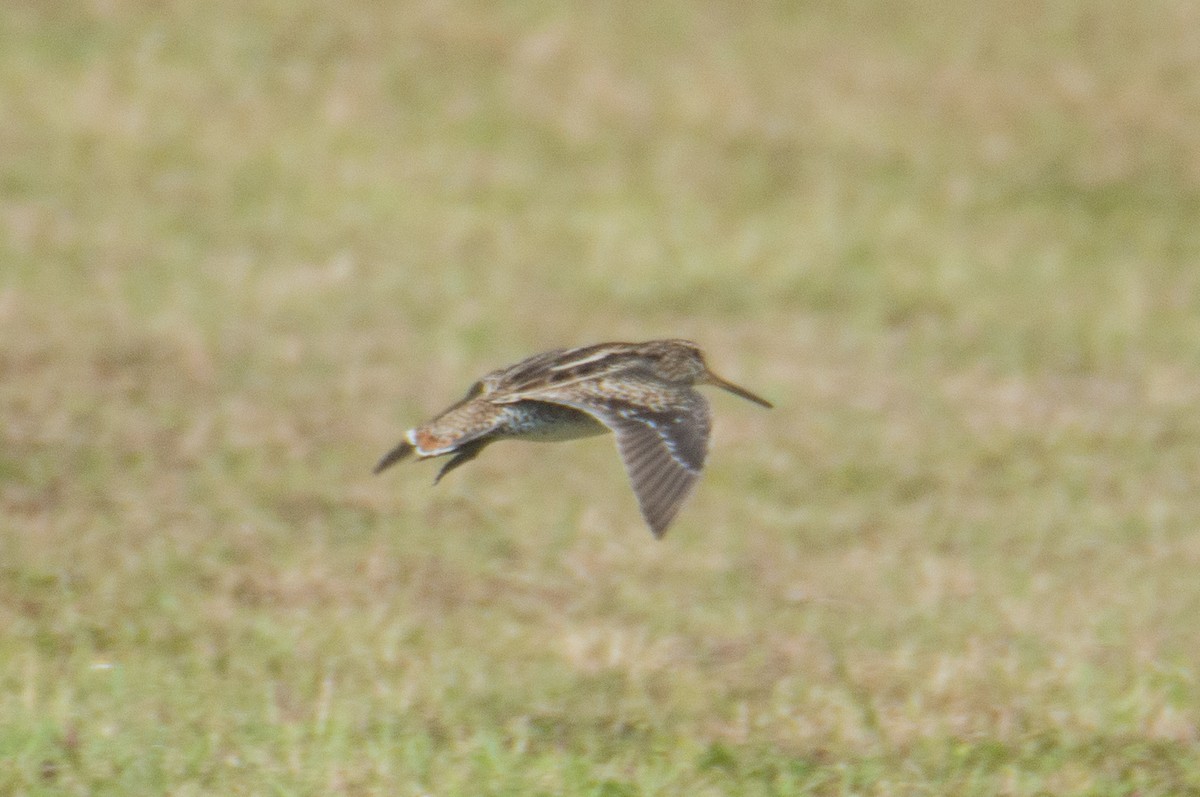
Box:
[498, 401, 608, 442]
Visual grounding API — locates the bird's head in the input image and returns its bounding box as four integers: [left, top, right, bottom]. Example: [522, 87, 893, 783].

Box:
[647, 340, 772, 408]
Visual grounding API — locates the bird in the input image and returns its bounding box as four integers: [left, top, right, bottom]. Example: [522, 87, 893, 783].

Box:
[373, 339, 771, 537]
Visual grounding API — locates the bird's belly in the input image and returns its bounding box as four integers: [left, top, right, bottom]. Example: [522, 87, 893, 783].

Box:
[500, 402, 609, 442]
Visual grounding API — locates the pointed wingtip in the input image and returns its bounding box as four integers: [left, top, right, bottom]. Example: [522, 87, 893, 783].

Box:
[432, 438, 489, 484]
[642, 501, 681, 538]
[373, 440, 414, 474]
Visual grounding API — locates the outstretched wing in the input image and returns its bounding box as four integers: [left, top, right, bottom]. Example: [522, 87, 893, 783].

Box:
[515, 383, 711, 536]
[609, 394, 710, 536]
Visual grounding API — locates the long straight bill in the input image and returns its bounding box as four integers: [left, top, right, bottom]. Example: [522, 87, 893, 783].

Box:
[705, 371, 773, 408]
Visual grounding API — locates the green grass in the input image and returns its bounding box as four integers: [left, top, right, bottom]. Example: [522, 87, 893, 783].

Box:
[3, 1, 1200, 794]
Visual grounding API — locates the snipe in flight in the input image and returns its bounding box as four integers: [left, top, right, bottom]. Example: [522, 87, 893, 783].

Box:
[373, 339, 771, 537]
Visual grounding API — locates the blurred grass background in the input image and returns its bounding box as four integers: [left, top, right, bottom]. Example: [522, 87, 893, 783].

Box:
[3, 0, 1200, 794]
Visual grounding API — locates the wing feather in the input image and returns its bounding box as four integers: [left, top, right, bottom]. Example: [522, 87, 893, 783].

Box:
[517, 384, 711, 536]
[489, 344, 660, 400]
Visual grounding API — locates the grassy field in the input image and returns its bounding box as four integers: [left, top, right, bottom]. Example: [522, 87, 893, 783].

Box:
[3, 1, 1200, 793]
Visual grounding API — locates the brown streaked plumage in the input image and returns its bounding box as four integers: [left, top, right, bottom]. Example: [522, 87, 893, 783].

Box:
[373, 339, 771, 537]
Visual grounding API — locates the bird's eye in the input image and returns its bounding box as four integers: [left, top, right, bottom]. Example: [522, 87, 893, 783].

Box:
[464, 381, 484, 399]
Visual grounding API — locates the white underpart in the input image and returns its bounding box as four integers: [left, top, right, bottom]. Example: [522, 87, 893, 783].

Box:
[511, 415, 608, 442]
